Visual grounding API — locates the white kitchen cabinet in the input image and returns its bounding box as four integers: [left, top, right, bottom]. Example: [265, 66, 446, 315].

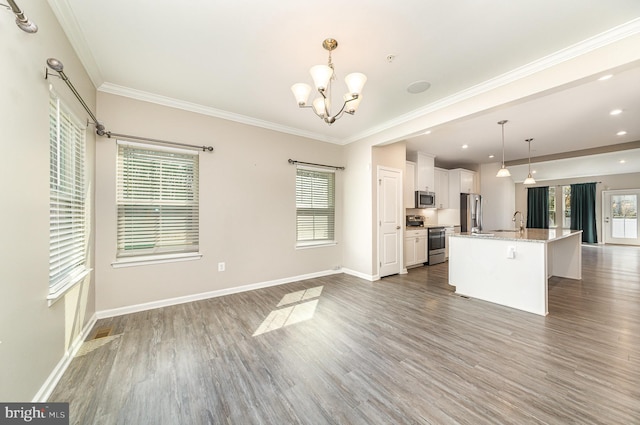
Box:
[404, 229, 428, 266]
[408, 152, 435, 193]
[404, 161, 416, 209]
[460, 169, 476, 193]
[434, 167, 449, 209]
[448, 168, 478, 208]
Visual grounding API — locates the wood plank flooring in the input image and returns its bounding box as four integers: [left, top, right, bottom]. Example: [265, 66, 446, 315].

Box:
[49, 245, 640, 424]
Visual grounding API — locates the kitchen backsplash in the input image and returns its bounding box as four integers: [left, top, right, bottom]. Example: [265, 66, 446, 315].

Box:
[405, 208, 459, 226]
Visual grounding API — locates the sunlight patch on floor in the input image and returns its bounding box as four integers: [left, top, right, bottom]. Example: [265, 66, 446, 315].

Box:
[277, 286, 323, 307]
[253, 286, 323, 336]
[75, 334, 122, 357]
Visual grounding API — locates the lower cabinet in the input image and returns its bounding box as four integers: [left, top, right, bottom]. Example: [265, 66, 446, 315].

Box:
[405, 229, 428, 267]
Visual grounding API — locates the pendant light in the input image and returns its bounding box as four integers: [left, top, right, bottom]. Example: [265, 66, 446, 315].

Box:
[523, 138, 536, 185]
[496, 120, 511, 177]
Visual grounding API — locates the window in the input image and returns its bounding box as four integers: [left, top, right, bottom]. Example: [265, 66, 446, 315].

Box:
[562, 185, 571, 228]
[548, 186, 556, 227]
[295, 166, 335, 246]
[116, 141, 199, 261]
[49, 95, 88, 299]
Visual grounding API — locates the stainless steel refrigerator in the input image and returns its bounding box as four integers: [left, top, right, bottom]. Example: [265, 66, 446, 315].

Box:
[460, 193, 482, 233]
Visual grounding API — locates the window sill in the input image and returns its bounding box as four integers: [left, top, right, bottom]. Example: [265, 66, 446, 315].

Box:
[112, 252, 203, 268]
[295, 241, 337, 250]
[47, 268, 92, 307]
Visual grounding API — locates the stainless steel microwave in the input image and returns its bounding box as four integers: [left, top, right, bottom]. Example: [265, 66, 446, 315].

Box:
[415, 191, 436, 208]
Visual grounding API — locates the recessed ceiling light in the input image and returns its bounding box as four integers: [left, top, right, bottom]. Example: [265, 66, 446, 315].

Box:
[617, 130, 627, 136]
[461, 144, 468, 149]
[423, 130, 431, 135]
[598, 74, 613, 81]
[488, 154, 495, 159]
[532, 170, 537, 174]
[407, 80, 431, 94]
[610, 109, 623, 116]
[619, 160, 626, 164]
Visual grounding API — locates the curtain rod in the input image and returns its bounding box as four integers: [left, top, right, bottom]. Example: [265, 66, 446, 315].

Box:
[104, 131, 214, 152]
[45, 58, 214, 152]
[288, 159, 345, 170]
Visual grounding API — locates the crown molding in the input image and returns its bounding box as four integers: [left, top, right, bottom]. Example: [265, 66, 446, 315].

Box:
[344, 17, 640, 145]
[50, 0, 640, 147]
[98, 82, 341, 144]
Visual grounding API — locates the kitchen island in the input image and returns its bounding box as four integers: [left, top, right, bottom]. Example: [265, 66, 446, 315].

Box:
[448, 229, 582, 316]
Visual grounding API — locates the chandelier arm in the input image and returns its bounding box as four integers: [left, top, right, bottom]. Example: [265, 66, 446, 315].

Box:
[328, 100, 348, 122]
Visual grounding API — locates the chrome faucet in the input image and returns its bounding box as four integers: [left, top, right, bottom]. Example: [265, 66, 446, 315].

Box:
[513, 211, 524, 232]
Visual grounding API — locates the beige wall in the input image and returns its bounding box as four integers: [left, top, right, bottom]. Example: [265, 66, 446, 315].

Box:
[480, 162, 517, 230]
[515, 172, 640, 242]
[341, 138, 375, 277]
[95, 93, 345, 311]
[0, 2, 96, 400]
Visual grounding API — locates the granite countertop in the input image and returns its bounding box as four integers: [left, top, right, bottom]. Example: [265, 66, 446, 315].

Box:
[451, 228, 582, 243]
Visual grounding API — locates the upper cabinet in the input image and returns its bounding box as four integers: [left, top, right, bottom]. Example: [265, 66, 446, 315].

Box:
[408, 152, 435, 193]
[404, 161, 416, 209]
[448, 168, 479, 205]
[434, 168, 449, 209]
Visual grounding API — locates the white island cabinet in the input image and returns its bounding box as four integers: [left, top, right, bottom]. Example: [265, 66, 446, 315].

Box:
[448, 229, 582, 316]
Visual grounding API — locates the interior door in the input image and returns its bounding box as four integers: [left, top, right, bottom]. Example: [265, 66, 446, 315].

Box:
[378, 166, 403, 277]
[603, 190, 640, 245]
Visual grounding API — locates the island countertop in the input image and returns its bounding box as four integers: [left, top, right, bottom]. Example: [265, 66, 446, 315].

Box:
[451, 228, 582, 243]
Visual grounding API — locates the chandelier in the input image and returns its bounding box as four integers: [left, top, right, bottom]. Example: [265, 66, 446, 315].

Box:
[291, 38, 367, 125]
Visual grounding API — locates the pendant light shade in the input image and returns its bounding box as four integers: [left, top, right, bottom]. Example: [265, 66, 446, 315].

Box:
[523, 138, 536, 185]
[496, 120, 511, 177]
[496, 166, 511, 178]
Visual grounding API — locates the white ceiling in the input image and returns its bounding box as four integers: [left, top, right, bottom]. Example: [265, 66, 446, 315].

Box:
[48, 0, 640, 176]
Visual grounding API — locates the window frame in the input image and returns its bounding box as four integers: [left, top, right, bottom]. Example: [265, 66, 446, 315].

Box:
[113, 140, 202, 267]
[548, 186, 557, 228]
[295, 165, 336, 248]
[562, 185, 571, 228]
[48, 94, 90, 303]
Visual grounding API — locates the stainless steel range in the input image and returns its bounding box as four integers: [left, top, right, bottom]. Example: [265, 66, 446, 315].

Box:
[427, 226, 446, 265]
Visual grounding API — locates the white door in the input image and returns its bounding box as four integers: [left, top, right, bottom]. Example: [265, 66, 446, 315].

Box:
[378, 167, 403, 277]
[603, 189, 640, 245]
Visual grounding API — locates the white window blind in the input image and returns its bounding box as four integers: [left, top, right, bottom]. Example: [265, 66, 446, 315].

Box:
[116, 142, 199, 258]
[296, 166, 335, 245]
[49, 95, 87, 295]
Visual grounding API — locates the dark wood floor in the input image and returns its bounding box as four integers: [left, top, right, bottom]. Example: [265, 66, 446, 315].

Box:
[50, 245, 640, 424]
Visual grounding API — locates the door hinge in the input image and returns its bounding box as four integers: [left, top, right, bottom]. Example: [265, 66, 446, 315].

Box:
[379, 178, 382, 185]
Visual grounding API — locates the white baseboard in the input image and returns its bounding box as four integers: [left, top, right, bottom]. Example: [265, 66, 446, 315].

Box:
[342, 268, 377, 281]
[33, 313, 97, 402]
[96, 269, 345, 319]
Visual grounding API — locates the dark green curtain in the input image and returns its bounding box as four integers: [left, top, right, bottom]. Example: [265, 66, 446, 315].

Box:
[570, 182, 598, 243]
[526, 186, 549, 228]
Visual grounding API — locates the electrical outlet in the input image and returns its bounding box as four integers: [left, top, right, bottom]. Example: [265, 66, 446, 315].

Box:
[218, 262, 225, 272]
